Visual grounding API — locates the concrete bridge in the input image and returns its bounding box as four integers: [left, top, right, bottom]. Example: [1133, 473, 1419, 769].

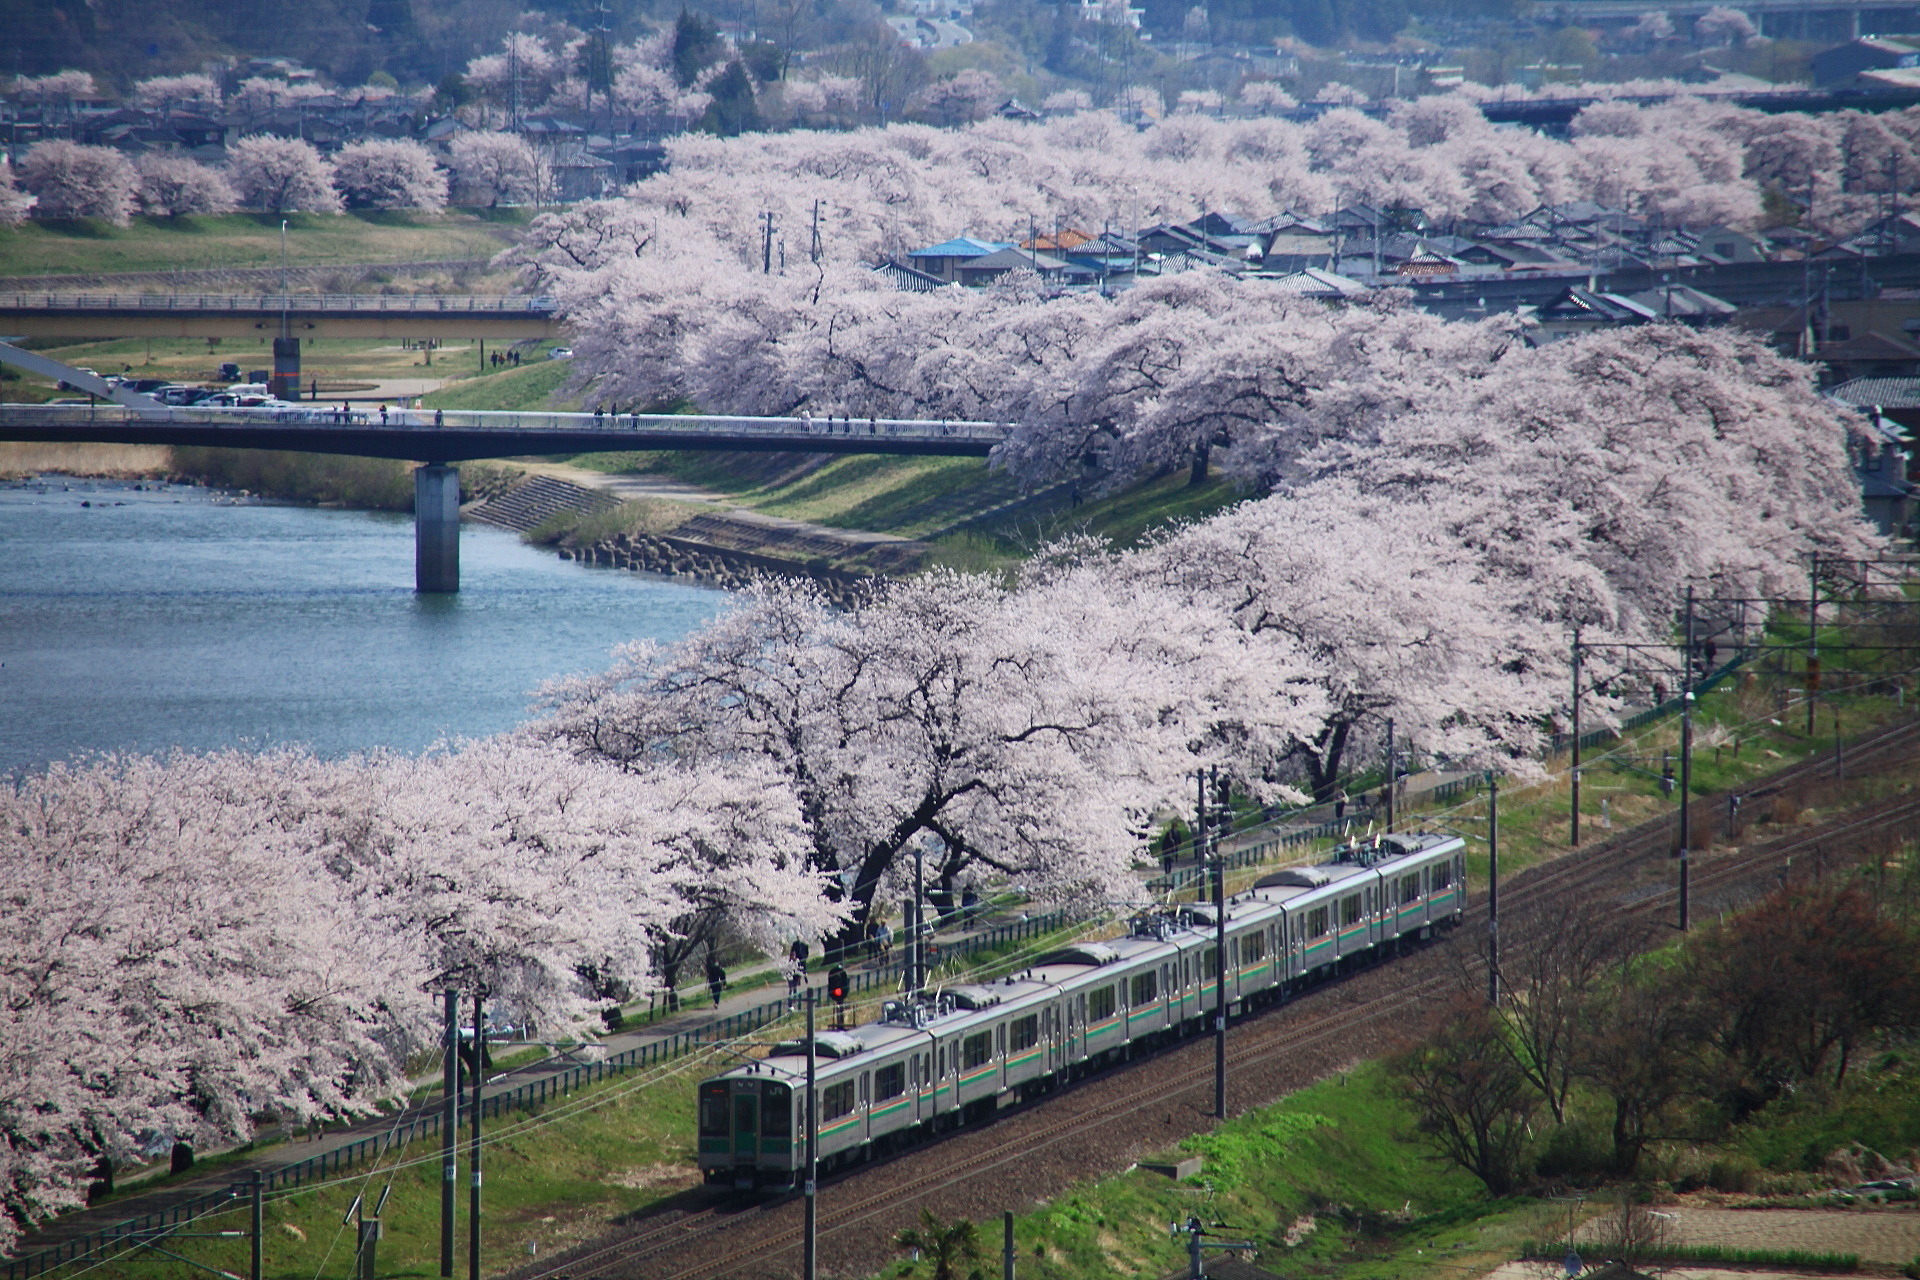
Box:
[0, 292, 558, 398]
[0, 401, 1011, 593]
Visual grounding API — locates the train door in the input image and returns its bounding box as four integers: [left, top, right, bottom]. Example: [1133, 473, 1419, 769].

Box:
[731, 1086, 759, 1161]
[1068, 992, 1084, 1062]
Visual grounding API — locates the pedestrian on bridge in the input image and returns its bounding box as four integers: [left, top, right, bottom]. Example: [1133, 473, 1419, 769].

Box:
[434, 408, 444, 427]
[378, 403, 389, 425]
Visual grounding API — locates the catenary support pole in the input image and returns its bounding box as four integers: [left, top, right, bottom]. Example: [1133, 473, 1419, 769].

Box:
[1808, 553, 1819, 737]
[804, 989, 818, 1280]
[1213, 812, 1228, 1121]
[441, 989, 457, 1277]
[1487, 773, 1500, 1006]
[1680, 586, 1694, 934]
[1004, 1210, 1015, 1280]
[469, 990, 484, 1280]
[415, 463, 460, 593]
[250, 1170, 263, 1280]
[1570, 627, 1581, 848]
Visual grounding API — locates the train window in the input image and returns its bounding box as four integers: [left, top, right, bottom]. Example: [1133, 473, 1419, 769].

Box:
[1010, 1015, 1039, 1052]
[1088, 986, 1117, 1022]
[1400, 874, 1421, 905]
[1131, 971, 1158, 1005]
[822, 1081, 856, 1121]
[1241, 932, 1265, 963]
[699, 1084, 729, 1138]
[762, 1082, 791, 1136]
[859, 1072, 870, 1105]
[997, 1024, 1006, 1055]
[1306, 906, 1329, 938]
[963, 1032, 993, 1069]
[1200, 947, 1216, 974]
[1341, 895, 1362, 927]
[1432, 862, 1451, 891]
[875, 1063, 906, 1100]
[938, 1047, 946, 1076]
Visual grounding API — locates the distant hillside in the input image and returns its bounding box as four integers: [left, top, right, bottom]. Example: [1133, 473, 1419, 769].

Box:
[0, 0, 621, 91]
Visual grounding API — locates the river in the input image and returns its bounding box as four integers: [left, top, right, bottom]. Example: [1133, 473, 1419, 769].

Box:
[0, 476, 723, 772]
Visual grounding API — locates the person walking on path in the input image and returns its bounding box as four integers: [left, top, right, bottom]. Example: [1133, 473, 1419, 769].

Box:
[1333, 787, 1348, 822]
[705, 956, 726, 1007]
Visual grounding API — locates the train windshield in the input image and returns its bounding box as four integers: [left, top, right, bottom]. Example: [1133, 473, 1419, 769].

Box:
[698, 1083, 729, 1138]
[761, 1082, 791, 1137]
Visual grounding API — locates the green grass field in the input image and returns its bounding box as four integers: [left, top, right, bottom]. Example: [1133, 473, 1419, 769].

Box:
[0, 210, 528, 280]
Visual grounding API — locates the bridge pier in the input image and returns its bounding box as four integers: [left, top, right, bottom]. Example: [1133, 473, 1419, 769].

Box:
[415, 464, 460, 593]
[272, 337, 301, 401]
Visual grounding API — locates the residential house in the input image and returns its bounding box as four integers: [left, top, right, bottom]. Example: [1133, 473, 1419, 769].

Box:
[954, 246, 1093, 286]
[1812, 36, 1920, 88]
[906, 236, 1013, 283]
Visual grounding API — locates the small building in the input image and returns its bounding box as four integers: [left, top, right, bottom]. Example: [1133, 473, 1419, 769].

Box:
[905, 236, 1013, 283]
[1812, 36, 1920, 88]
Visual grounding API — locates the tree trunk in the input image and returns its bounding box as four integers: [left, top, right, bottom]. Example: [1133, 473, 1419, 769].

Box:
[1190, 442, 1209, 486]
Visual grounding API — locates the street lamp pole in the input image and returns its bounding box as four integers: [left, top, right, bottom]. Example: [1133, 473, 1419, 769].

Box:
[803, 987, 818, 1280]
[1212, 769, 1227, 1121]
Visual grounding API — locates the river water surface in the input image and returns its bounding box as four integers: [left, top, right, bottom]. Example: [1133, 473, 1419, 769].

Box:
[0, 476, 722, 772]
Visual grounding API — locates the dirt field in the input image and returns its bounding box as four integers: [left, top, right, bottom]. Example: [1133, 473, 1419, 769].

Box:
[1662, 1207, 1920, 1264]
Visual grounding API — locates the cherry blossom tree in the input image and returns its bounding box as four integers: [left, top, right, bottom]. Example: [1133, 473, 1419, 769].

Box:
[8, 71, 97, 103]
[1695, 5, 1758, 44]
[536, 571, 1234, 945]
[0, 161, 32, 226]
[0, 751, 422, 1255]
[0, 736, 838, 1252]
[225, 136, 343, 214]
[1125, 485, 1563, 797]
[908, 70, 1004, 127]
[131, 74, 221, 109]
[135, 154, 238, 217]
[1043, 88, 1094, 113]
[15, 141, 138, 224]
[331, 138, 448, 211]
[449, 130, 541, 206]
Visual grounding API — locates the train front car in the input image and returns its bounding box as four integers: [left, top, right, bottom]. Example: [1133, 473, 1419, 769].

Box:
[697, 1068, 797, 1189]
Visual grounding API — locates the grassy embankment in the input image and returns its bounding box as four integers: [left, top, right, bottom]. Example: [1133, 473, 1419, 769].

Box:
[0, 209, 528, 279]
[417, 360, 1251, 563]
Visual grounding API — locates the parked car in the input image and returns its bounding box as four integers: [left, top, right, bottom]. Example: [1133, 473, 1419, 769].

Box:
[56, 367, 99, 391]
[217, 362, 241, 382]
[547, 346, 574, 359]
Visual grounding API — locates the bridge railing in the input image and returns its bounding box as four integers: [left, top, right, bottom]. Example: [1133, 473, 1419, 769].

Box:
[0, 293, 556, 314]
[0, 402, 1015, 444]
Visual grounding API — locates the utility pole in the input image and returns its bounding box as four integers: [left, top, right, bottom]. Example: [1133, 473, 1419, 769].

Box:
[469, 990, 485, 1280]
[1487, 773, 1500, 1006]
[803, 988, 818, 1280]
[762, 211, 775, 274]
[250, 1170, 263, 1280]
[1679, 586, 1694, 934]
[441, 989, 458, 1277]
[1569, 626, 1582, 848]
[1004, 1211, 1016, 1280]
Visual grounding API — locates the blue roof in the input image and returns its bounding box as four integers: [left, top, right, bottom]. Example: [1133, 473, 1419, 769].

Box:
[908, 237, 1013, 259]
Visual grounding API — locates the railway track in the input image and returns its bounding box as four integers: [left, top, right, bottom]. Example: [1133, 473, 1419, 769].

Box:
[512, 716, 1920, 1280]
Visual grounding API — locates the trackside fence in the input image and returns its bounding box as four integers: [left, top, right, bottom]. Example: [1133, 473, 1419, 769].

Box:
[2, 907, 1076, 1280]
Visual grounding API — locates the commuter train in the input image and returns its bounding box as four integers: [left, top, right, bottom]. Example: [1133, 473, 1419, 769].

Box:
[696, 831, 1466, 1188]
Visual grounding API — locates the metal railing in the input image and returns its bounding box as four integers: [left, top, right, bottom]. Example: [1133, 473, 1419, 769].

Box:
[0, 906, 1075, 1280]
[0, 402, 1015, 446]
[0, 293, 556, 314]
